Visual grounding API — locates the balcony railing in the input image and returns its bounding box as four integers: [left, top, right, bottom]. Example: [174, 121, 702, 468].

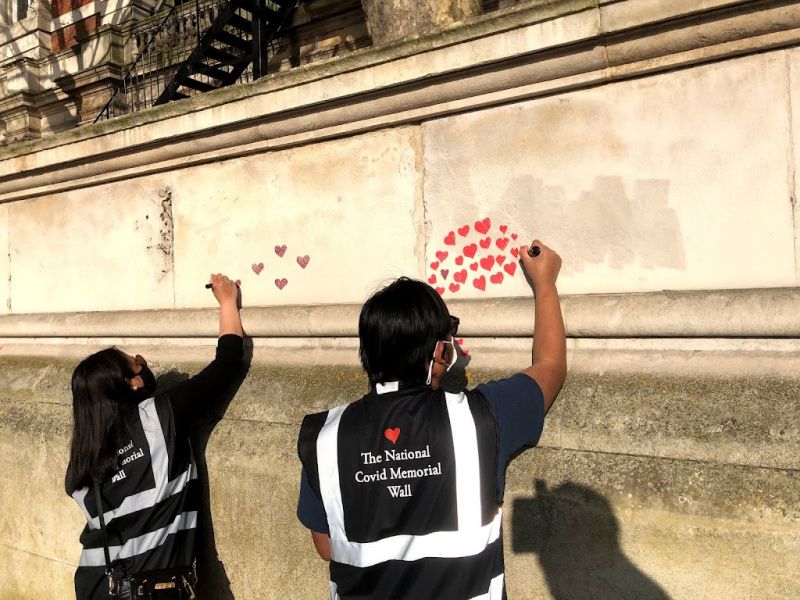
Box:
[96, 0, 262, 122]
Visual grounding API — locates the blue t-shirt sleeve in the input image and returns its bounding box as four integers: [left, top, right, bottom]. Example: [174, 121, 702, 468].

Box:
[297, 467, 329, 534]
[476, 372, 546, 488]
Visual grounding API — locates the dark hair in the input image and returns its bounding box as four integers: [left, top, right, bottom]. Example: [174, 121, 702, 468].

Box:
[65, 348, 136, 495]
[359, 277, 451, 386]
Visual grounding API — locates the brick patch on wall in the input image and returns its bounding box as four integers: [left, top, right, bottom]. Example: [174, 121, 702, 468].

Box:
[51, 14, 100, 52]
[51, 0, 96, 18]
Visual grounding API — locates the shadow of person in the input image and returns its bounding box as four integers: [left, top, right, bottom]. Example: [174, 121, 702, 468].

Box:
[512, 480, 671, 600]
[155, 335, 254, 600]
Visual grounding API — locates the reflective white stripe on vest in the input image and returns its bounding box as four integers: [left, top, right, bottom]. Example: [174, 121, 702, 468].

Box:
[330, 509, 502, 568]
[71, 397, 198, 529]
[318, 391, 502, 569]
[328, 562, 503, 600]
[445, 391, 482, 530]
[317, 405, 348, 541]
[78, 510, 198, 567]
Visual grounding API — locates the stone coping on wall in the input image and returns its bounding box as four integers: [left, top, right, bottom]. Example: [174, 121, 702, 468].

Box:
[0, 287, 796, 338]
[2, 0, 800, 200]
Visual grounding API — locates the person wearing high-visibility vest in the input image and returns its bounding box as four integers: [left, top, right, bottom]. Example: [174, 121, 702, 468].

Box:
[297, 240, 566, 600]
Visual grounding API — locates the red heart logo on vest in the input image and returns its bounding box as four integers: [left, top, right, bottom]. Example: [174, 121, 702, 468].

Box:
[384, 428, 400, 444]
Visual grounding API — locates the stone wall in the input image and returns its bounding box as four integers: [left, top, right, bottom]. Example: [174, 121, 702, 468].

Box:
[0, 1, 799, 598]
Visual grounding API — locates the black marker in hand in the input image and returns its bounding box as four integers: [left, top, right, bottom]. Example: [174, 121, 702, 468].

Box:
[528, 245, 541, 257]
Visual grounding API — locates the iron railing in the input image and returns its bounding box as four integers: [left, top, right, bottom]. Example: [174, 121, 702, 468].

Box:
[95, 0, 258, 123]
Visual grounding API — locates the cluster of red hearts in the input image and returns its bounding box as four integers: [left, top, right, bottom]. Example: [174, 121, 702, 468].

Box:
[250, 245, 311, 290]
[428, 218, 521, 295]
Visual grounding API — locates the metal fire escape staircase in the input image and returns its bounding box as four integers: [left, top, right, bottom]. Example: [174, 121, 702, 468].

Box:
[95, 0, 301, 122]
[155, 0, 299, 105]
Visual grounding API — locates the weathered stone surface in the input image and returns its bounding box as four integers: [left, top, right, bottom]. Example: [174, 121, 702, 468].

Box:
[423, 51, 796, 297]
[362, 0, 481, 44]
[1, 354, 798, 598]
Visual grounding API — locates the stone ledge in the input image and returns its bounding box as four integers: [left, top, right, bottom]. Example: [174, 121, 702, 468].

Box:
[3, 0, 800, 200]
[0, 287, 796, 338]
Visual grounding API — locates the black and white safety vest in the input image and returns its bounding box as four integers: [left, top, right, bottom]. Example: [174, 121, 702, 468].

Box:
[71, 396, 199, 599]
[299, 382, 505, 600]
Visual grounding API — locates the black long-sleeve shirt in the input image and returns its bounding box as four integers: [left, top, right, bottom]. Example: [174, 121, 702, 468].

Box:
[71, 334, 243, 600]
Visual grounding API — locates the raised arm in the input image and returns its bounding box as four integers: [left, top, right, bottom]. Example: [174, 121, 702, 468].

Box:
[166, 274, 244, 426]
[520, 240, 567, 414]
[211, 273, 243, 337]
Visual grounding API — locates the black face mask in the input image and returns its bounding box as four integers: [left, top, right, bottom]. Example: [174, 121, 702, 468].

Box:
[129, 365, 157, 401]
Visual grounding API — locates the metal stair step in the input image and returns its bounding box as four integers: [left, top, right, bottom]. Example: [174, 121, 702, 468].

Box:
[204, 46, 239, 63]
[213, 30, 251, 52]
[227, 12, 253, 32]
[179, 77, 217, 92]
[192, 64, 231, 81]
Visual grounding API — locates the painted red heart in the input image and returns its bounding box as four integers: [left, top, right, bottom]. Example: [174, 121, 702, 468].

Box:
[510, 247, 519, 258]
[436, 251, 449, 262]
[479, 237, 491, 249]
[275, 278, 288, 289]
[500, 225, 508, 234]
[384, 428, 400, 444]
[454, 269, 467, 283]
[473, 275, 486, 291]
[496, 238, 509, 250]
[449, 283, 460, 293]
[480, 255, 495, 271]
[440, 269, 449, 280]
[496, 255, 506, 265]
[475, 218, 491, 234]
[428, 274, 437, 284]
[455, 256, 464, 266]
[436, 287, 445, 295]
[252, 263, 264, 275]
[274, 245, 287, 257]
[470, 262, 479, 271]
[297, 255, 310, 269]
[458, 225, 470, 237]
[444, 232, 456, 245]
[430, 261, 439, 270]
[504, 262, 517, 276]
[511, 233, 518, 240]
[490, 272, 504, 285]
[463, 244, 477, 258]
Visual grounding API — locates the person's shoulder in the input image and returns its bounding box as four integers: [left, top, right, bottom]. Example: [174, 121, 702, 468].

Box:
[474, 372, 544, 402]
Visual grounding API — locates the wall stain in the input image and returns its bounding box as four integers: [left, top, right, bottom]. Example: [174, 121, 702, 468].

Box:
[500, 176, 686, 276]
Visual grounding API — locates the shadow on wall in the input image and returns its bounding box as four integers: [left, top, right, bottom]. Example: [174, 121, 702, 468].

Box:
[512, 480, 671, 600]
[155, 336, 254, 600]
[499, 176, 685, 277]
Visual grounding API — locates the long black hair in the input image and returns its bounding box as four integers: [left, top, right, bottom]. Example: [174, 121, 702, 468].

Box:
[65, 348, 137, 496]
[359, 277, 451, 386]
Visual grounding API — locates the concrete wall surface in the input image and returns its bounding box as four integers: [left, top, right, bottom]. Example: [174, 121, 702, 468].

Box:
[0, 1, 799, 599]
[0, 343, 799, 600]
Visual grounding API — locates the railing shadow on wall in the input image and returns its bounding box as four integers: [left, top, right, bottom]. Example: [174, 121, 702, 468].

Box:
[154, 334, 254, 600]
[512, 480, 671, 600]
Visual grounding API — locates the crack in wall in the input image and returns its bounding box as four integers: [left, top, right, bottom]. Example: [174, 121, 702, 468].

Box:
[786, 51, 800, 285]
